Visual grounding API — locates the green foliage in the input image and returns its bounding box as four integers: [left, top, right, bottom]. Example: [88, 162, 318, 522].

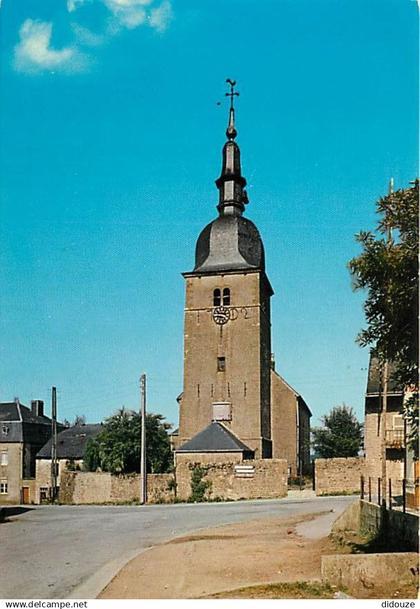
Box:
[189, 465, 212, 502]
[84, 407, 173, 474]
[404, 394, 419, 459]
[348, 180, 419, 453]
[65, 459, 80, 471]
[312, 404, 363, 458]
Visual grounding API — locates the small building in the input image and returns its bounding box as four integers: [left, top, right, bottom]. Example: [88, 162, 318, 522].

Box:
[175, 421, 255, 465]
[35, 423, 102, 503]
[0, 399, 62, 504]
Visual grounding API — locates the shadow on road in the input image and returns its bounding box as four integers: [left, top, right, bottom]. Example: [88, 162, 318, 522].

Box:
[0, 506, 35, 522]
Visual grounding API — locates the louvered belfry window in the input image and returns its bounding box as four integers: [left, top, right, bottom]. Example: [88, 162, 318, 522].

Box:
[222, 288, 230, 306]
[213, 289, 221, 306]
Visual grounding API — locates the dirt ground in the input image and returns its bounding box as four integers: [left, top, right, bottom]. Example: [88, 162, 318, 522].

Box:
[99, 510, 340, 599]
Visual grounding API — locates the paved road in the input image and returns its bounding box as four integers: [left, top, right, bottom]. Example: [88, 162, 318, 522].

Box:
[0, 496, 355, 599]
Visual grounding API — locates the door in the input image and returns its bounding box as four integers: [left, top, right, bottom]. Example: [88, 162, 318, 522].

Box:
[22, 486, 30, 504]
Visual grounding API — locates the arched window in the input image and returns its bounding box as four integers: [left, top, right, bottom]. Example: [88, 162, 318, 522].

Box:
[213, 288, 221, 306]
[223, 287, 230, 306]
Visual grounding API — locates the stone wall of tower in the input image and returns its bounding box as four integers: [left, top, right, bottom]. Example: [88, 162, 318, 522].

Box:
[259, 276, 272, 447]
[178, 270, 272, 458]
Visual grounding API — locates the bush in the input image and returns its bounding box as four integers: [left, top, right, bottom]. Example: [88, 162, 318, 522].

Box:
[189, 465, 212, 502]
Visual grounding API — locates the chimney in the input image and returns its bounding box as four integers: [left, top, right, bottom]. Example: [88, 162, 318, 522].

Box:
[31, 400, 44, 417]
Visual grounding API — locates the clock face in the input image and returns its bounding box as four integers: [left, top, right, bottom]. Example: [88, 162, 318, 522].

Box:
[212, 306, 230, 325]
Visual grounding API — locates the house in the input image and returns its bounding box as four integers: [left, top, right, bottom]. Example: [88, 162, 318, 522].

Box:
[35, 423, 102, 503]
[0, 399, 63, 504]
[364, 355, 406, 492]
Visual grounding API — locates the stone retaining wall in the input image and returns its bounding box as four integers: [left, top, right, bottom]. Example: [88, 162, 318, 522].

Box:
[175, 458, 288, 501]
[321, 552, 418, 596]
[59, 459, 288, 504]
[59, 471, 175, 504]
[360, 500, 419, 552]
[315, 457, 363, 496]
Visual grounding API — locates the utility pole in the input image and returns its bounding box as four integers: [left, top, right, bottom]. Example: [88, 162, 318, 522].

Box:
[51, 386, 58, 502]
[140, 374, 147, 505]
[380, 177, 394, 507]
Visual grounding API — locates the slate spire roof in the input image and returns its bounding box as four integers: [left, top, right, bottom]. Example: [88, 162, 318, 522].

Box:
[176, 421, 254, 455]
[190, 79, 265, 275]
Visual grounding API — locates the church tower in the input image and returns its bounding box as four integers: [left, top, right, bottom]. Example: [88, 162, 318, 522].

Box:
[177, 81, 273, 459]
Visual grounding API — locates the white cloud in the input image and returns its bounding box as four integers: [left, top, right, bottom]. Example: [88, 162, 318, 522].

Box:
[68, 0, 172, 32]
[71, 22, 105, 47]
[67, 0, 88, 13]
[148, 0, 173, 32]
[13, 0, 173, 76]
[103, 0, 151, 29]
[14, 19, 88, 74]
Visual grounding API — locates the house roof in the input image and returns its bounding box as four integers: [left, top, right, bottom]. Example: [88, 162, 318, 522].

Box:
[36, 424, 102, 459]
[0, 402, 20, 422]
[366, 355, 404, 396]
[176, 421, 253, 453]
[0, 401, 52, 425]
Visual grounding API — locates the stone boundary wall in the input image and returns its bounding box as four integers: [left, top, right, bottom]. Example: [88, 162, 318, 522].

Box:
[59, 471, 175, 504]
[331, 499, 419, 552]
[315, 457, 364, 496]
[360, 500, 419, 552]
[175, 458, 288, 501]
[321, 552, 418, 596]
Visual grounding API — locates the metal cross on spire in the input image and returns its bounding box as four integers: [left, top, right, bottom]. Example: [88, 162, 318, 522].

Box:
[225, 78, 239, 140]
[226, 78, 239, 110]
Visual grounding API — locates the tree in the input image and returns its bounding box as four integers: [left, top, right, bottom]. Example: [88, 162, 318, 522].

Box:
[348, 179, 419, 453]
[73, 414, 86, 426]
[312, 405, 363, 458]
[84, 407, 173, 474]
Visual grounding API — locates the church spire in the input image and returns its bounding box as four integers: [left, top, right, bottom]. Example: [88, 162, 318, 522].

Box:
[215, 79, 248, 217]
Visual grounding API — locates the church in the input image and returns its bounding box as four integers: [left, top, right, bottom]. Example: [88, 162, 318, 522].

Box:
[172, 81, 311, 477]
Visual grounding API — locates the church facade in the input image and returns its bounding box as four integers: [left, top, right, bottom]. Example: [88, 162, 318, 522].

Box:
[174, 83, 311, 476]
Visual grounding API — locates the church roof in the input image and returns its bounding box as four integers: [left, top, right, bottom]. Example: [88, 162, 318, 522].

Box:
[193, 215, 265, 273]
[176, 421, 253, 454]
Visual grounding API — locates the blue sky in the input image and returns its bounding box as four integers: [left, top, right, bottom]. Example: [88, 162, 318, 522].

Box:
[0, 0, 418, 428]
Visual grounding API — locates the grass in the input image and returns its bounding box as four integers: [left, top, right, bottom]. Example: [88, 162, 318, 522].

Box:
[208, 581, 337, 599]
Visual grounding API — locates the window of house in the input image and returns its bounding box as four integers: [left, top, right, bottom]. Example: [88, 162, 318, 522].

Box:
[0, 451, 8, 466]
[39, 487, 49, 503]
[213, 289, 221, 306]
[217, 356, 226, 372]
[0, 480, 8, 494]
[1, 425, 9, 436]
[222, 288, 230, 306]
